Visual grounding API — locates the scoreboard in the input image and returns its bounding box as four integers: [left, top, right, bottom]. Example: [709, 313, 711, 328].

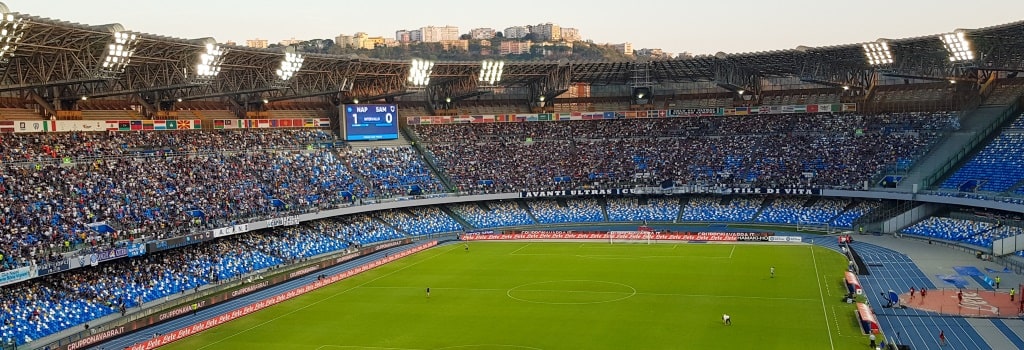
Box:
[341, 104, 398, 141]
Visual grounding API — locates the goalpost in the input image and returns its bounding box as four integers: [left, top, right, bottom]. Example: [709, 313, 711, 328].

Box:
[797, 220, 833, 234]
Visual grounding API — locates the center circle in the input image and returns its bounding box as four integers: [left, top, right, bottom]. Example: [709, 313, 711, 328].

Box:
[506, 280, 637, 305]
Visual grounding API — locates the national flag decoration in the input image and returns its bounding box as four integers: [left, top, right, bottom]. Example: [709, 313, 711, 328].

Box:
[118, 121, 131, 131]
[130, 120, 143, 131]
[177, 120, 192, 130]
[0, 121, 14, 133]
[153, 120, 167, 130]
[213, 120, 225, 129]
[318, 118, 330, 127]
[143, 120, 155, 130]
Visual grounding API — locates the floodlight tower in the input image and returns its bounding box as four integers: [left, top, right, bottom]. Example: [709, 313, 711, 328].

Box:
[0, 2, 26, 65]
[862, 40, 894, 66]
[940, 31, 976, 65]
[478, 59, 505, 86]
[192, 39, 227, 84]
[95, 24, 139, 78]
[407, 58, 434, 89]
[272, 46, 304, 88]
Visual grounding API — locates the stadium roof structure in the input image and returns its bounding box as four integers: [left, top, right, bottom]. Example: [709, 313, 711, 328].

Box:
[0, 2, 1021, 109]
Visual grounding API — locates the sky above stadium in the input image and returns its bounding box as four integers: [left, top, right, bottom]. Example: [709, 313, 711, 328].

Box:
[7, 0, 1023, 55]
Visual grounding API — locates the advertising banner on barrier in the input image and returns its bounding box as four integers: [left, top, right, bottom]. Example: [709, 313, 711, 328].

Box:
[212, 224, 251, 238]
[127, 243, 147, 257]
[461, 231, 774, 242]
[519, 188, 634, 198]
[0, 266, 35, 287]
[95, 247, 129, 263]
[35, 259, 72, 277]
[266, 216, 300, 228]
[721, 187, 821, 195]
[147, 231, 214, 253]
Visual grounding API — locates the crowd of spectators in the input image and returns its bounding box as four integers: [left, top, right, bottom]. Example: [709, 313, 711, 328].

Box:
[347, 147, 445, 197]
[412, 112, 955, 193]
[376, 207, 463, 236]
[606, 197, 680, 222]
[0, 149, 374, 272]
[755, 198, 848, 225]
[528, 199, 604, 224]
[0, 213, 410, 345]
[0, 129, 334, 163]
[449, 202, 534, 229]
[679, 197, 762, 222]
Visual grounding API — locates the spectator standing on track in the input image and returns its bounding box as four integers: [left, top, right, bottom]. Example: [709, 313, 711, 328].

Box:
[995, 276, 1001, 289]
[1011, 288, 1015, 302]
[909, 287, 916, 301]
[920, 287, 927, 302]
[957, 289, 963, 305]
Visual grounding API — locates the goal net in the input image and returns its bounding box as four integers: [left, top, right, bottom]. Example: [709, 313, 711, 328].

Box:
[797, 221, 832, 234]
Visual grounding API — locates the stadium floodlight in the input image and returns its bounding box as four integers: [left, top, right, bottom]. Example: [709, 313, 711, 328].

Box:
[195, 42, 226, 81]
[940, 31, 974, 62]
[479, 59, 505, 85]
[0, 10, 26, 64]
[862, 40, 893, 66]
[275, 49, 304, 82]
[98, 31, 139, 76]
[407, 58, 434, 87]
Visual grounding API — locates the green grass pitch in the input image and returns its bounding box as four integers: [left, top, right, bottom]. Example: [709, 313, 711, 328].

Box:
[162, 242, 870, 350]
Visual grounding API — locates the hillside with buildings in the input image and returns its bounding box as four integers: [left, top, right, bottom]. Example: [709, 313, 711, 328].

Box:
[237, 23, 662, 61]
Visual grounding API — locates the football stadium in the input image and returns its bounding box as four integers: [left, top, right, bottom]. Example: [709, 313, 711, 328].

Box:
[0, 2, 1022, 350]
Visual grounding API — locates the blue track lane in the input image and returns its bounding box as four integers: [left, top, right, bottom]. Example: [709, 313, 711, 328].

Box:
[809, 236, 992, 350]
[991, 319, 1024, 349]
[88, 243, 428, 350]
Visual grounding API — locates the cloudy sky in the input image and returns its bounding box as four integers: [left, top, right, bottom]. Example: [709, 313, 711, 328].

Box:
[8, 0, 1023, 54]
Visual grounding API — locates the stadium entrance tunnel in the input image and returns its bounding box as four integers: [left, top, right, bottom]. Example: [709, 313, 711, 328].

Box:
[506, 280, 637, 305]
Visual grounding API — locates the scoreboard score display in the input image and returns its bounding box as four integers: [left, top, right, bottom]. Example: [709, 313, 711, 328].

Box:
[342, 104, 399, 141]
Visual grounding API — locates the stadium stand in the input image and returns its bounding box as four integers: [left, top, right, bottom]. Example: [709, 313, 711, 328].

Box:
[0, 214, 412, 345]
[449, 202, 534, 229]
[606, 197, 680, 222]
[941, 114, 1024, 193]
[413, 112, 955, 192]
[528, 199, 604, 224]
[830, 201, 879, 228]
[902, 217, 996, 245]
[376, 207, 463, 236]
[347, 147, 446, 197]
[755, 198, 848, 225]
[679, 196, 762, 222]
